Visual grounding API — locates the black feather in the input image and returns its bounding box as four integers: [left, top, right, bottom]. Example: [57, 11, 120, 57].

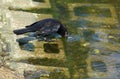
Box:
[13, 18, 68, 38]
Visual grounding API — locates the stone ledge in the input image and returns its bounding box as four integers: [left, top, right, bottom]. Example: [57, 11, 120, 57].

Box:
[0, 67, 24, 79]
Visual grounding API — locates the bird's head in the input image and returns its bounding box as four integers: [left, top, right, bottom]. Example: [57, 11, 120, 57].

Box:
[56, 23, 68, 40]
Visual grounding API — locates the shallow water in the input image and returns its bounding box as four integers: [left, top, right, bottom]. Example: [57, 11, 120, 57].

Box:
[8, 0, 120, 79]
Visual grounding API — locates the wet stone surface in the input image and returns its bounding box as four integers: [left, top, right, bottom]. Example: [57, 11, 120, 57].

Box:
[24, 70, 50, 79]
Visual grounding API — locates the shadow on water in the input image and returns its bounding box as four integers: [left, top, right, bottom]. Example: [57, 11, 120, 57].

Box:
[43, 43, 60, 53]
[23, 57, 66, 67]
[63, 39, 90, 78]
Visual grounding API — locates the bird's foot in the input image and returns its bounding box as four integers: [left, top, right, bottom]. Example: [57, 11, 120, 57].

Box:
[37, 36, 57, 42]
[45, 39, 54, 42]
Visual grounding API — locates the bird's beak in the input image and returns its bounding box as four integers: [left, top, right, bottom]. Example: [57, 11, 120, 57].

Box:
[64, 32, 68, 39]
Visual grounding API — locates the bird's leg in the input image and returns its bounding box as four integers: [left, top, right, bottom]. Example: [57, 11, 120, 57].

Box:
[37, 35, 45, 41]
[44, 34, 57, 42]
[44, 37, 53, 42]
[37, 36, 52, 42]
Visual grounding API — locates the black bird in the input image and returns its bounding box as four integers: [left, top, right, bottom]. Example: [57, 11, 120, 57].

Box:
[13, 18, 68, 40]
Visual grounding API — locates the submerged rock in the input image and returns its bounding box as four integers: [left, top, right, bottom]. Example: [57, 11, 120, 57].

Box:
[17, 37, 36, 45]
[22, 43, 35, 52]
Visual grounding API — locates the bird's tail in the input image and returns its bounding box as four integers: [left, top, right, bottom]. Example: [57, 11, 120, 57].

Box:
[13, 28, 31, 35]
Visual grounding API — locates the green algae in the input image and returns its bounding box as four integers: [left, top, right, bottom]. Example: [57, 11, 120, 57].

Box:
[26, 57, 66, 67]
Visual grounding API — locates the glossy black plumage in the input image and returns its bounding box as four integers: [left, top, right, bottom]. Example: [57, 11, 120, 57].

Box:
[13, 18, 68, 38]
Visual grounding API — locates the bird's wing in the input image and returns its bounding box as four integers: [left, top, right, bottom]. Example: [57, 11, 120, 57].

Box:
[51, 23, 60, 32]
[36, 23, 60, 36]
